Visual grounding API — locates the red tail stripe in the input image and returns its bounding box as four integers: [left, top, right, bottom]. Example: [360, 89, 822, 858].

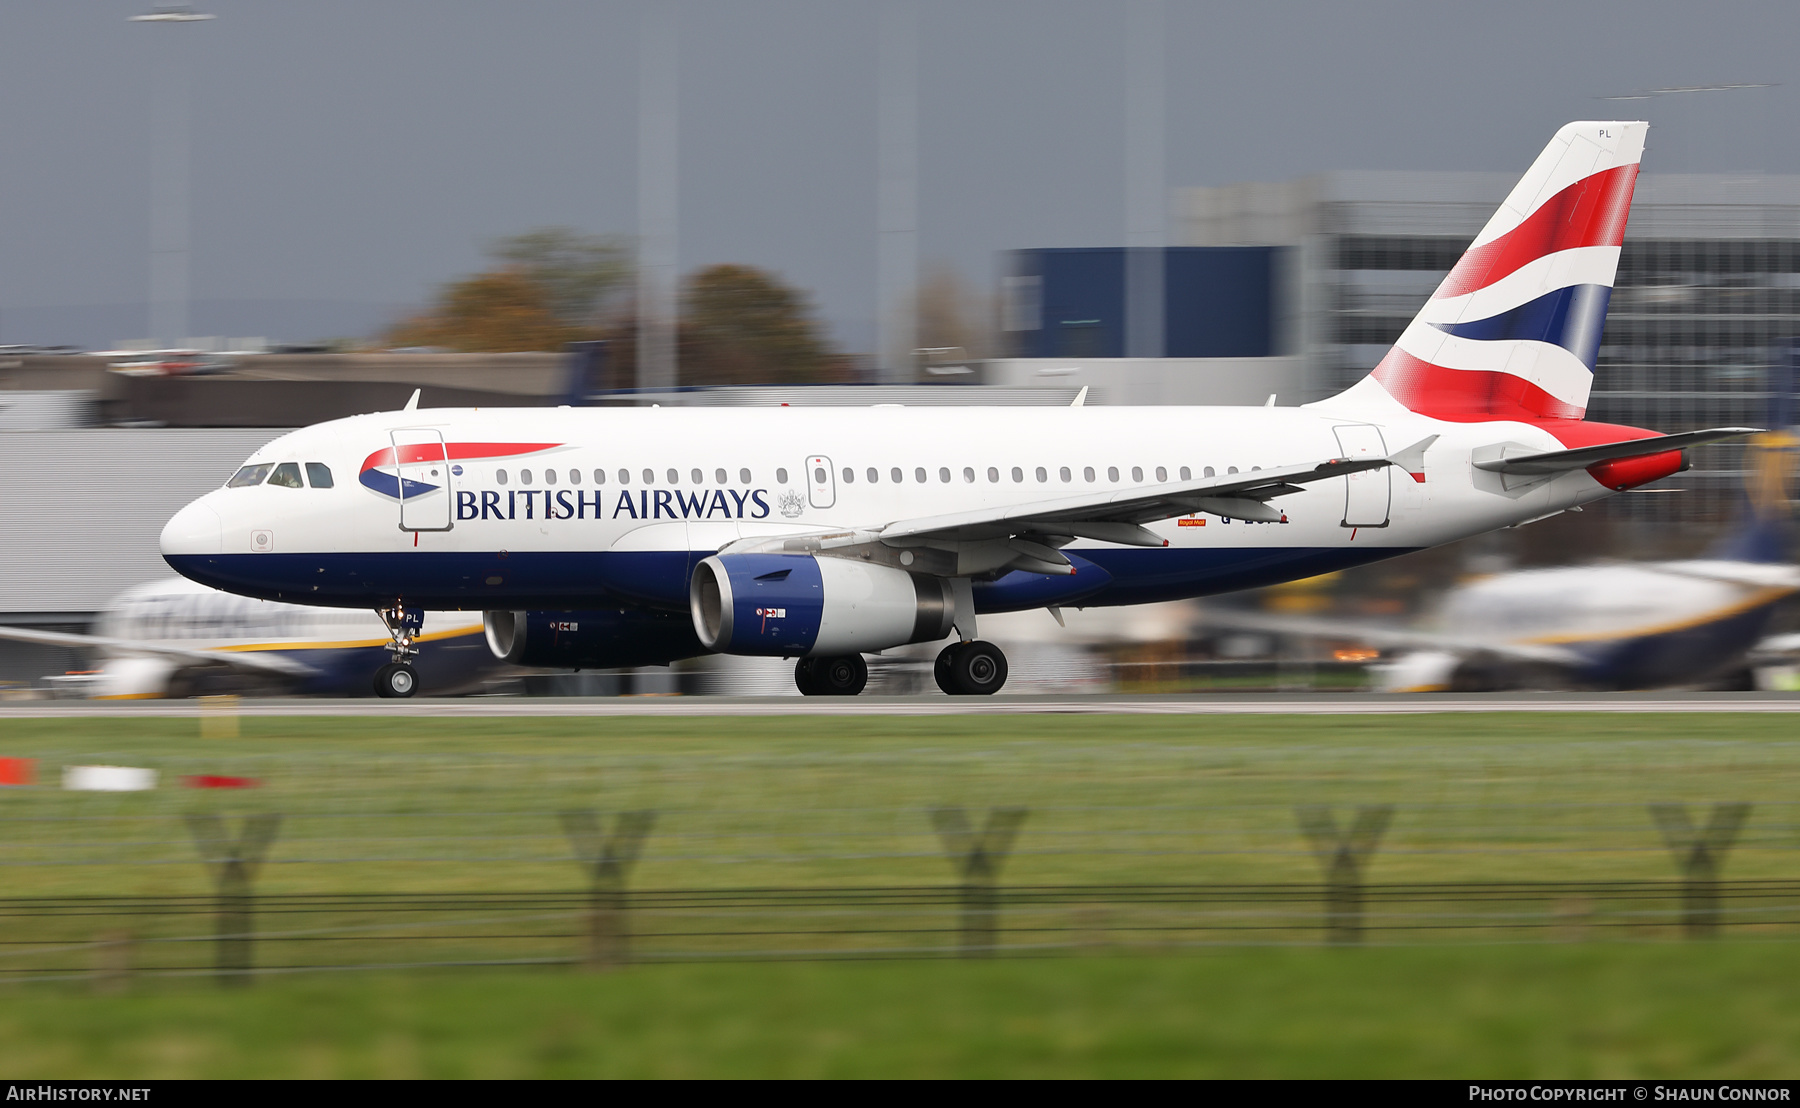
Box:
[1370, 348, 1585, 422]
[1434, 164, 1639, 300]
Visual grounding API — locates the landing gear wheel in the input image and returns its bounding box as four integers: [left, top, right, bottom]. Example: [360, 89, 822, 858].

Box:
[934, 642, 963, 695]
[942, 640, 1007, 696]
[375, 662, 418, 698]
[795, 655, 868, 696]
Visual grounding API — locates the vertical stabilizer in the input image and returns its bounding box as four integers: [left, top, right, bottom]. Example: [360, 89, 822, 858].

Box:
[1333, 122, 1647, 422]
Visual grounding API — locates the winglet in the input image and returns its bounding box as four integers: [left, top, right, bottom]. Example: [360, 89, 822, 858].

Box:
[1388, 434, 1439, 484]
[1070, 386, 1088, 408]
[403, 389, 421, 412]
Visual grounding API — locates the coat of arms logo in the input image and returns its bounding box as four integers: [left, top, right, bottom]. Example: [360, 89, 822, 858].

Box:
[778, 489, 805, 518]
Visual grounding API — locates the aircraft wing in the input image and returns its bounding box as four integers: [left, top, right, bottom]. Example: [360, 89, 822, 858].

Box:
[0, 625, 319, 678]
[1474, 428, 1759, 476]
[1190, 608, 1585, 667]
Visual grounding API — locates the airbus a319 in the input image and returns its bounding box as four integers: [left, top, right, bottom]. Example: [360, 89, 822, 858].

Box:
[159, 121, 1755, 697]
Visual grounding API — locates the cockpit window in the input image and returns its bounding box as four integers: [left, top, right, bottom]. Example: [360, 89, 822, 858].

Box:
[227, 463, 273, 488]
[305, 462, 334, 488]
[267, 462, 305, 489]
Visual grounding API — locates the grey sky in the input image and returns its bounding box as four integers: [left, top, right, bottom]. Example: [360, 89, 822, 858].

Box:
[1, 1, 1794, 352]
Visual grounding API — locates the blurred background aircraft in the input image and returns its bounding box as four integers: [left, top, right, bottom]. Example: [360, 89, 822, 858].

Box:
[1197, 425, 1800, 692]
[0, 578, 494, 698]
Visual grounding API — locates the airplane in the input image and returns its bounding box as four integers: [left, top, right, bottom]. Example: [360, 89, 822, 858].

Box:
[157, 121, 1760, 698]
[0, 577, 493, 698]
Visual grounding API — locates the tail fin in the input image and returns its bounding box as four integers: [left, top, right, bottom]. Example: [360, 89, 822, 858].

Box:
[1349, 121, 1647, 422]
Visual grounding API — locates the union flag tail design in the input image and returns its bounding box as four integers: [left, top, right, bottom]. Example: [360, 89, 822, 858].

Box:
[1363, 121, 1646, 422]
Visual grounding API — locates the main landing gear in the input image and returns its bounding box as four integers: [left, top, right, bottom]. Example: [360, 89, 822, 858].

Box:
[794, 654, 868, 696]
[935, 640, 1008, 696]
[374, 602, 421, 699]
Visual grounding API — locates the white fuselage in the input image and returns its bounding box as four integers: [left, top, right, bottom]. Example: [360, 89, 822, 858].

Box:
[159, 403, 1619, 619]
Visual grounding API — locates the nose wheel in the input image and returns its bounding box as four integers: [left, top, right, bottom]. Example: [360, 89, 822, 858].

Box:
[935, 640, 1008, 696]
[374, 601, 422, 699]
[375, 661, 418, 698]
[794, 654, 868, 696]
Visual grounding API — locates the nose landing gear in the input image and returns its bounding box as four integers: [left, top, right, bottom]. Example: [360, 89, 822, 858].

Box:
[374, 602, 422, 698]
[934, 640, 1008, 696]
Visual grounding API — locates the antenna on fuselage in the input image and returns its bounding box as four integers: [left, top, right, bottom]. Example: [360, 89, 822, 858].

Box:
[403, 389, 420, 412]
[1070, 386, 1088, 408]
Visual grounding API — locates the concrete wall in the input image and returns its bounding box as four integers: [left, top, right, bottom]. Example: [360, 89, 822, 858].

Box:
[0, 429, 278, 612]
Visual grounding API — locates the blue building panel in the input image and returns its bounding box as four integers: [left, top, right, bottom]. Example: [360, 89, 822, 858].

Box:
[1011, 246, 1282, 359]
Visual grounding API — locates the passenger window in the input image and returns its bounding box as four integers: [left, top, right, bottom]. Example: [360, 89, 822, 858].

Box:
[1083, 466, 1095, 482]
[891, 467, 903, 483]
[267, 462, 305, 489]
[667, 468, 678, 484]
[544, 469, 556, 485]
[569, 469, 580, 484]
[842, 467, 854, 484]
[1204, 466, 1215, 478]
[643, 469, 654, 484]
[1156, 466, 1167, 482]
[305, 462, 334, 488]
[1059, 467, 1071, 482]
[939, 467, 951, 483]
[692, 468, 703, 484]
[1036, 467, 1047, 483]
[776, 467, 789, 484]
[619, 469, 630, 484]
[227, 463, 273, 488]
[521, 469, 533, 485]
[1108, 466, 1120, 482]
[1012, 467, 1023, 483]
[497, 469, 509, 485]
[1179, 466, 1190, 480]
[1228, 466, 1239, 474]
[740, 468, 752, 484]
[594, 469, 606, 484]
[1131, 466, 1143, 482]
[915, 467, 927, 483]
[962, 467, 975, 483]
[716, 468, 727, 484]
[867, 467, 879, 483]
[814, 466, 828, 484]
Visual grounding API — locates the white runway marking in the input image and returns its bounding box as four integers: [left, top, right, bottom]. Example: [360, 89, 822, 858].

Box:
[4, 693, 1800, 718]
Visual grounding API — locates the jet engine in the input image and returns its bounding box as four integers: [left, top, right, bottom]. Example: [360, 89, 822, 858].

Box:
[689, 553, 954, 657]
[483, 608, 703, 669]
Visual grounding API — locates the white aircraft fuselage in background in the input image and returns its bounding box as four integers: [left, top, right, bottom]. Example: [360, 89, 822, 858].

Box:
[155, 121, 1757, 697]
[0, 578, 492, 699]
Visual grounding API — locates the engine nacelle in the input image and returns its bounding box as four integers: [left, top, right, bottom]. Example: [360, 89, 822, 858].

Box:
[690, 553, 954, 657]
[484, 608, 703, 669]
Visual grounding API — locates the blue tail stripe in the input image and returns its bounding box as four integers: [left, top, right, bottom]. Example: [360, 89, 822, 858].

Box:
[1432, 283, 1613, 370]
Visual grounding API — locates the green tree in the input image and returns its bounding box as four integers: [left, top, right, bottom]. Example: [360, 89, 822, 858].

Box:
[384, 227, 630, 352]
[488, 228, 632, 328]
[677, 264, 839, 385]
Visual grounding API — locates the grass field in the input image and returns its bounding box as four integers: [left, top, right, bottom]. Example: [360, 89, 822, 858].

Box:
[2, 710, 1800, 1076]
[3, 945, 1800, 1078]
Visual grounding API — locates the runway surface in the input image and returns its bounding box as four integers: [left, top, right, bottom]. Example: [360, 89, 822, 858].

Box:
[4, 692, 1800, 717]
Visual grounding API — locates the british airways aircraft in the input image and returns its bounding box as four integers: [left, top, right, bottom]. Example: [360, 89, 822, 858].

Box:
[159, 121, 1754, 697]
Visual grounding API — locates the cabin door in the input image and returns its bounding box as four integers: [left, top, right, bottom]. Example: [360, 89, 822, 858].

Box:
[392, 428, 453, 532]
[1333, 424, 1390, 528]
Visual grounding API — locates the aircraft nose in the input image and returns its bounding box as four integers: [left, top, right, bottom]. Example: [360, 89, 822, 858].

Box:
[160, 498, 222, 557]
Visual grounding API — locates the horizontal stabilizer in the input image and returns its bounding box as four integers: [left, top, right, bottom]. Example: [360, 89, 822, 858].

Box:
[1473, 428, 1759, 476]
